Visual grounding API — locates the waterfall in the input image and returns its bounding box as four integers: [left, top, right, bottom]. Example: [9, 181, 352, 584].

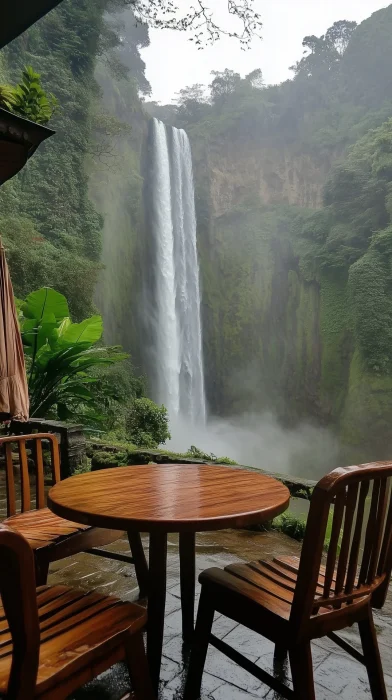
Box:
[148, 118, 206, 425]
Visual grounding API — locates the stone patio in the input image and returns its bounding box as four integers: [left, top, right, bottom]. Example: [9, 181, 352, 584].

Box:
[45, 528, 392, 700]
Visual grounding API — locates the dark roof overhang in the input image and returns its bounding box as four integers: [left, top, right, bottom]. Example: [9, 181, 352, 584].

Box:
[1, 0, 63, 50]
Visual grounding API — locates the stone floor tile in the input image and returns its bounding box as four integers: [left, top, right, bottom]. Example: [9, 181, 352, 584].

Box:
[213, 614, 240, 639]
[384, 672, 392, 694]
[222, 624, 272, 661]
[212, 683, 269, 699]
[160, 655, 182, 684]
[164, 608, 184, 635]
[314, 652, 373, 697]
[204, 646, 266, 694]
[310, 644, 332, 669]
[165, 592, 183, 615]
[163, 668, 224, 698]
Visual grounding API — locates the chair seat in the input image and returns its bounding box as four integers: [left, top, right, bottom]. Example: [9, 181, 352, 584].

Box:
[0, 584, 146, 696]
[4, 507, 91, 550]
[202, 560, 294, 621]
[201, 556, 363, 628]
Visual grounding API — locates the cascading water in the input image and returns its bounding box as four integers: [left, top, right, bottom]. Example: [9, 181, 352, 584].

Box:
[148, 118, 206, 425]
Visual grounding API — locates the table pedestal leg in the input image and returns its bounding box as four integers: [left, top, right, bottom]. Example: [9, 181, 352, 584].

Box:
[179, 531, 196, 644]
[147, 531, 167, 692]
[127, 531, 149, 598]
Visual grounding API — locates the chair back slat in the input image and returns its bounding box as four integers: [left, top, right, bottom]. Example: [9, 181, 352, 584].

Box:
[378, 487, 392, 576]
[358, 479, 381, 586]
[334, 483, 359, 596]
[48, 434, 61, 484]
[18, 439, 30, 512]
[1, 433, 61, 517]
[291, 462, 392, 632]
[323, 490, 345, 598]
[367, 478, 388, 584]
[5, 442, 16, 517]
[345, 481, 369, 593]
[0, 525, 39, 699]
[35, 440, 45, 510]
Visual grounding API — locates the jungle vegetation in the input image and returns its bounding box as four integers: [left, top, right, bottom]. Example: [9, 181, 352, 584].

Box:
[3, 1, 392, 460]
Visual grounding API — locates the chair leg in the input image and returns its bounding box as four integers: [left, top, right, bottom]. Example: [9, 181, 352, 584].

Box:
[128, 531, 149, 598]
[289, 643, 315, 700]
[274, 644, 288, 662]
[179, 531, 196, 644]
[358, 611, 387, 700]
[125, 632, 156, 700]
[35, 559, 49, 586]
[183, 587, 215, 700]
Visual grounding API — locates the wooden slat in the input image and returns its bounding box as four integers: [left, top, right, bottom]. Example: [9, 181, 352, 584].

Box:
[313, 584, 372, 611]
[35, 439, 45, 510]
[378, 483, 392, 575]
[323, 491, 345, 598]
[225, 563, 294, 605]
[345, 481, 369, 593]
[18, 438, 30, 513]
[49, 436, 61, 485]
[367, 479, 389, 584]
[359, 480, 381, 586]
[334, 483, 359, 596]
[4, 443, 16, 518]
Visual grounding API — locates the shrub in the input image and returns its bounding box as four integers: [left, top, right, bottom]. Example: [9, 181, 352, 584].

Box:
[125, 398, 171, 448]
[186, 445, 237, 464]
[272, 511, 307, 541]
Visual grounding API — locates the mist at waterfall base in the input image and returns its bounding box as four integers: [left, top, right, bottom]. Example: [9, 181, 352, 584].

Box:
[167, 413, 340, 480]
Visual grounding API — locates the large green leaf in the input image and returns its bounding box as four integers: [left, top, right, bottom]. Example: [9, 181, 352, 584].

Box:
[56, 315, 103, 348]
[49, 317, 71, 349]
[22, 288, 69, 323]
[21, 318, 38, 347]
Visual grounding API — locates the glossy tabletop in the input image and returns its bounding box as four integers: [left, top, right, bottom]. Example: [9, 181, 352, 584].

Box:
[48, 464, 290, 532]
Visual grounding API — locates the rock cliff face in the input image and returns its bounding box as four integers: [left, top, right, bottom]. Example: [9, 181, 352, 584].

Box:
[191, 134, 392, 464]
[207, 138, 334, 217]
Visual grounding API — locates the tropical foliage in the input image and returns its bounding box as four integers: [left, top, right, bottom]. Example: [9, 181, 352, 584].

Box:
[19, 287, 126, 422]
[0, 65, 58, 124]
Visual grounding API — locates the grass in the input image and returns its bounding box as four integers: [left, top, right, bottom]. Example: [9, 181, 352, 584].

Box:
[87, 436, 238, 465]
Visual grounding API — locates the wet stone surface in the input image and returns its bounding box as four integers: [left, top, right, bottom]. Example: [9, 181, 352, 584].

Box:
[44, 528, 392, 700]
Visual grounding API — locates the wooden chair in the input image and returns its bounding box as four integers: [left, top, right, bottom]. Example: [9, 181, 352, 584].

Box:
[1, 433, 148, 593]
[0, 524, 154, 700]
[184, 461, 392, 700]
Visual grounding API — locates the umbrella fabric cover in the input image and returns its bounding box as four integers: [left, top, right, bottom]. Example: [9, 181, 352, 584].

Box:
[0, 243, 29, 421]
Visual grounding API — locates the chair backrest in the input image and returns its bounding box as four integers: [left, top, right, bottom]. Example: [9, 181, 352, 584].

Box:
[1, 433, 60, 518]
[0, 524, 40, 699]
[291, 461, 392, 632]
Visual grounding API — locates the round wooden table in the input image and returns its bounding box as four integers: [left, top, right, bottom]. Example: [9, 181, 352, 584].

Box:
[48, 464, 290, 691]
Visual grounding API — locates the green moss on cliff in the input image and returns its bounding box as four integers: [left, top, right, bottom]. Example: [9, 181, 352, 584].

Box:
[319, 272, 352, 419]
[200, 204, 323, 421]
[340, 350, 392, 462]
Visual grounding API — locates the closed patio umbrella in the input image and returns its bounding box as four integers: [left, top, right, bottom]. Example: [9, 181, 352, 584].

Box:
[0, 241, 29, 421]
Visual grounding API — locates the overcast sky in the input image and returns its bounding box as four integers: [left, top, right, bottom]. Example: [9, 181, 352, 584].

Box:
[141, 0, 389, 104]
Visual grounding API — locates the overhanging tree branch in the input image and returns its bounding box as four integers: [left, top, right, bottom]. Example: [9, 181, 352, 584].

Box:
[114, 0, 262, 46]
